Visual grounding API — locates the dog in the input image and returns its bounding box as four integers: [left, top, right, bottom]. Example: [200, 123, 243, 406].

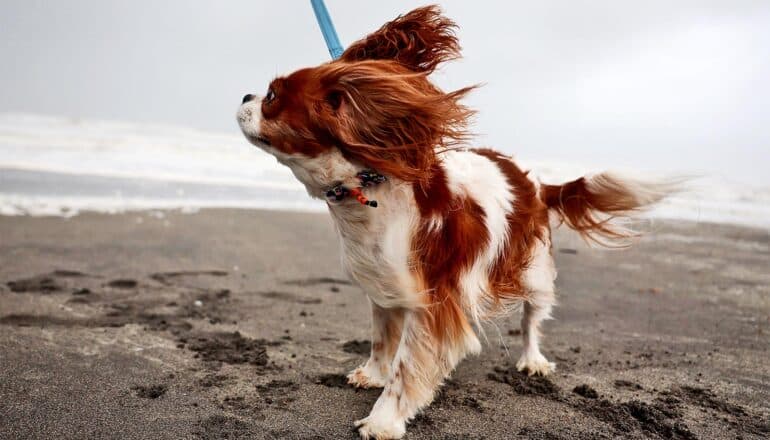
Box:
[237, 6, 673, 439]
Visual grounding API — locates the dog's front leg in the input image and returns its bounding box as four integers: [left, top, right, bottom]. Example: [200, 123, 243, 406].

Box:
[355, 308, 466, 440]
[348, 301, 404, 388]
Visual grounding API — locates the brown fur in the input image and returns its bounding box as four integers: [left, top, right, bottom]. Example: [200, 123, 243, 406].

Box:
[258, 60, 474, 187]
[473, 149, 550, 307]
[540, 174, 663, 245]
[340, 5, 461, 73]
[411, 172, 488, 343]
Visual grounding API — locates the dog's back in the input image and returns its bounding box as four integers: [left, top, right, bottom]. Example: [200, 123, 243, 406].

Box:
[331, 146, 673, 365]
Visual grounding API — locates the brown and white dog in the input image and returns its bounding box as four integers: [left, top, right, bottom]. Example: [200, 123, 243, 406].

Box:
[237, 6, 673, 439]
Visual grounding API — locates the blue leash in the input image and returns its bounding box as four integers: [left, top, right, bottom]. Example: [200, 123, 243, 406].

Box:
[310, 0, 344, 60]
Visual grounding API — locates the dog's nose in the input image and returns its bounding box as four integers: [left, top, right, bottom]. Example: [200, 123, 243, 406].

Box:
[242, 94, 255, 104]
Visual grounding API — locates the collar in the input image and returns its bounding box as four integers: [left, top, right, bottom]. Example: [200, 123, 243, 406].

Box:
[325, 170, 387, 208]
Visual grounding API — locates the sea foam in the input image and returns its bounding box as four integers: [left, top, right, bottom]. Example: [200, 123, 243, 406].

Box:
[1, 113, 767, 228]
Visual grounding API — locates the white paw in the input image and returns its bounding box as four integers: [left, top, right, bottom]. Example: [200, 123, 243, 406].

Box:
[347, 363, 388, 389]
[516, 352, 556, 376]
[355, 415, 406, 440]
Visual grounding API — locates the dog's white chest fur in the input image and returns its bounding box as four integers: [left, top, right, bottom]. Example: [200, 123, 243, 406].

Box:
[329, 182, 422, 308]
[271, 148, 423, 309]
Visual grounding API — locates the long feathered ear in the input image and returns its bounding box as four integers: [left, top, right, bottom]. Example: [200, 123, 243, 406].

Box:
[339, 5, 460, 73]
[313, 61, 475, 185]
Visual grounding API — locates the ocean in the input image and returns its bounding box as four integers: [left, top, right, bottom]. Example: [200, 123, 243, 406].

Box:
[1, 113, 768, 229]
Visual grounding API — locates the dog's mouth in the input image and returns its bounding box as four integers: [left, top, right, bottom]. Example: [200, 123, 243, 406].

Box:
[255, 134, 271, 146]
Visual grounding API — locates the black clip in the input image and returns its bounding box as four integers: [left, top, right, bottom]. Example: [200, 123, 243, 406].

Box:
[325, 184, 349, 202]
[357, 170, 387, 187]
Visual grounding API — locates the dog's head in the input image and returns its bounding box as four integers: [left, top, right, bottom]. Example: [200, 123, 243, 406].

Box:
[237, 5, 475, 195]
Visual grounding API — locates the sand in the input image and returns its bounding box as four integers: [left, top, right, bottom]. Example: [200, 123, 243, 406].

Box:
[0, 209, 768, 439]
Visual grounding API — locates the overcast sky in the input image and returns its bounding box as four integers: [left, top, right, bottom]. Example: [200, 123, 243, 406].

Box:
[1, 1, 768, 185]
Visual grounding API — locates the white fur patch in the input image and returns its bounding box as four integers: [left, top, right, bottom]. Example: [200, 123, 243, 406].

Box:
[277, 149, 361, 199]
[236, 98, 263, 141]
[522, 233, 557, 296]
[440, 150, 515, 324]
[355, 393, 406, 439]
[331, 181, 423, 309]
[516, 350, 556, 376]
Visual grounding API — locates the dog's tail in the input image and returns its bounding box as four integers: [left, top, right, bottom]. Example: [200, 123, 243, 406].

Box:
[539, 172, 679, 247]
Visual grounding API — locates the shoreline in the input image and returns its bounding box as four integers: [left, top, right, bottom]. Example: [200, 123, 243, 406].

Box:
[2, 203, 769, 235]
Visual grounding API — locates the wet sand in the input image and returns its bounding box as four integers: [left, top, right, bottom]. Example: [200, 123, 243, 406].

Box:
[0, 209, 768, 439]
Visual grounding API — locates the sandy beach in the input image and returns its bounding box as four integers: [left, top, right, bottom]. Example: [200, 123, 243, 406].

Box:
[0, 209, 768, 439]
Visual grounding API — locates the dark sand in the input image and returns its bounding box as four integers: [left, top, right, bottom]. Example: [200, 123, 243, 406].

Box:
[0, 209, 768, 439]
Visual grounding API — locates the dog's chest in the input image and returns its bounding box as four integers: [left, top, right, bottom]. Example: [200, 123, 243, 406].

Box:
[329, 187, 420, 308]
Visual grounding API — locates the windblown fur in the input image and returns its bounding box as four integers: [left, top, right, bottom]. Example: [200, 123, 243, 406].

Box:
[541, 173, 677, 246]
[236, 5, 674, 439]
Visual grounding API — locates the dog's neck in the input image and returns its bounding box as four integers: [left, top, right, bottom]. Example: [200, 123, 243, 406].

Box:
[269, 148, 385, 208]
[267, 148, 359, 199]
[325, 170, 386, 207]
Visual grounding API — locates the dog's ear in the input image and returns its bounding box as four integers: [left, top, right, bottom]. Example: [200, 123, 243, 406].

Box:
[313, 61, 475, 184]
[339, 5, 460, 73]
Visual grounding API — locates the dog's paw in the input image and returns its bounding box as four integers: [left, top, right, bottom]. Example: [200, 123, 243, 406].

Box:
[347, 364, 388, 389]
[355, 415, 406, 440]
[516, 352, 556, 376]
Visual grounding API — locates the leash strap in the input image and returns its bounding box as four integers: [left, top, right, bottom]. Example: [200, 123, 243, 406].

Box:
[310, 0, 344, 60]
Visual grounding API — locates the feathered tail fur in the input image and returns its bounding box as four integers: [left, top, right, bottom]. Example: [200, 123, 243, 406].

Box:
[540, 173, 678, 246]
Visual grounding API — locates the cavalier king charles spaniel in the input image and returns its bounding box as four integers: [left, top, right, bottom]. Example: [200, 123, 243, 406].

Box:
[237, 5, 673, 439]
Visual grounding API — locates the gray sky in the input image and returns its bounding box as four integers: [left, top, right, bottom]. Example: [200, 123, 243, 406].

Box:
[1, 1, 769, 185]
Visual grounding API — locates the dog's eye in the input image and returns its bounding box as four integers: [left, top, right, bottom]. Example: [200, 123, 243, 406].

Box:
[326, 91, 342, 110]
[265, 88, 276, 104]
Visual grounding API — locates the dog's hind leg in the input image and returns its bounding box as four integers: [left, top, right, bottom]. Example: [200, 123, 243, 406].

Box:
[348, 301, 404, 389]
[516, 293, 556, 376]
[516, 238, 557, 376]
